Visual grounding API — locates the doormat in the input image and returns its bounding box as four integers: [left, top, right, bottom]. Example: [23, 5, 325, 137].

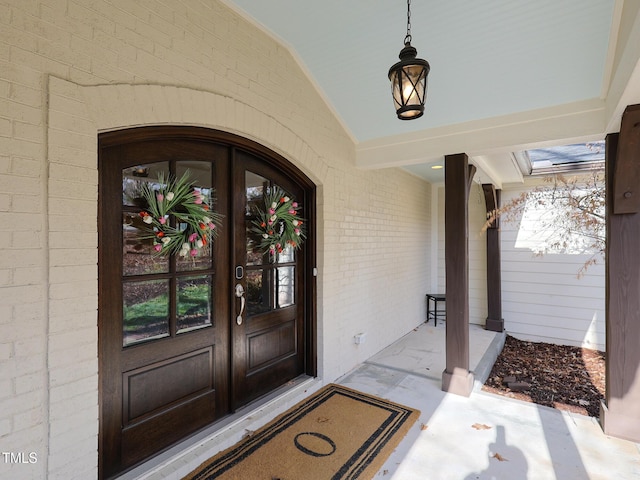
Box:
[183, 384, 420, 480]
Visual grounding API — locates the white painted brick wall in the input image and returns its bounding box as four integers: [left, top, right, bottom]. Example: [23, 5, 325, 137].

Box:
[0, 1, 432, 478]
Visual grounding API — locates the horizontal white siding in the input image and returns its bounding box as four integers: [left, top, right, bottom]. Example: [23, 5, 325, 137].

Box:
[434, 177, 603, 349]
[500, 182, 605, 350]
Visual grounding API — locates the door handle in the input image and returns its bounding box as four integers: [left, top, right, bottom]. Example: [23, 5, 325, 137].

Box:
[235, 283, 245, 325]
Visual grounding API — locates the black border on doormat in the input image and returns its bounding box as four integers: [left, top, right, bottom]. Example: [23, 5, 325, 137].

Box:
[184, 384, 420, 480]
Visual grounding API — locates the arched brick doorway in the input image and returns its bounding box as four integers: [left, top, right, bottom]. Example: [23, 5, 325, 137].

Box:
[98, 126, 316, 478]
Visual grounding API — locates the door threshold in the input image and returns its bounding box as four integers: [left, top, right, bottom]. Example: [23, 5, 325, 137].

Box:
[115, 375, 320, 480]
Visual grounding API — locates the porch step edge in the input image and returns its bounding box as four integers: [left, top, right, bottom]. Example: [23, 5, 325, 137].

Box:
[472, 330, 507, 392]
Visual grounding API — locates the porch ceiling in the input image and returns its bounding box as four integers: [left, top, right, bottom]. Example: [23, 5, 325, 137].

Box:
[222, 0, 640, 187]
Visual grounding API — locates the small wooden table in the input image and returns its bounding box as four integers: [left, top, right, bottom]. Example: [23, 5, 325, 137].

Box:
[426, 293, 446, 326]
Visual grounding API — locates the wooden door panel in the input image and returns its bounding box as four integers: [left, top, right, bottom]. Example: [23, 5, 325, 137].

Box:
[241, 355, 300, 401]
[121, 392, 216, 467]
[246, 305, 296, 330]
[247, 319, 297, 373]
[120, 329, 219, 371]
[120, 347, 216, 467]
[123, 347, 213, 424]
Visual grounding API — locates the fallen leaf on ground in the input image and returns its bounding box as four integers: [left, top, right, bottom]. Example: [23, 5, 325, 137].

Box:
[492, 452, 507, 461]
[420, 423, 428, 430]
[242, 429, 254, 439]
[471, 423, 492, 430]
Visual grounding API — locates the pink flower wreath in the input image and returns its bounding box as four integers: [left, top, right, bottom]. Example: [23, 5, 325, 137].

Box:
[138, 171, 223, 257]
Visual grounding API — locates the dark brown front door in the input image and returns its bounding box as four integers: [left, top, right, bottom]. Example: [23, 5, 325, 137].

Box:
[98, 127, 315, 479]
[231, 151, 307, 407]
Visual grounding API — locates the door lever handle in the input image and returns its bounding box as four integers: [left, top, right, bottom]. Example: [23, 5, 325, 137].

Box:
[235, 283, 245, 325]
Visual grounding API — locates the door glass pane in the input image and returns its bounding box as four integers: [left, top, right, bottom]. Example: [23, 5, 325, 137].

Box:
[246, 171, 269, 266]
[177, 275, 212, 332]
[246, 269, 270, 316]
[123, 279, 170, 346]
[123, 212, 169, 275]
[176, 161, 212, 188]
[123, 162, 170, 275]
[270, 184, 299, 264]
[276, 266, 295, 308]
[177, 161, 214, 271]
[276, 244, 295, 264]
[176, 232, 213, 271]
[122, 162, 169, 208]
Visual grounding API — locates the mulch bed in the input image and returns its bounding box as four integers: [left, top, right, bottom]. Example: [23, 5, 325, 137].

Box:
[482, 335, 605, 417]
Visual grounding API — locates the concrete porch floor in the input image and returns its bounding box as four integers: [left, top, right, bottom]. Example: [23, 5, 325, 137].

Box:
[128, 322, 640, 480]
[341, 323, 640, 480]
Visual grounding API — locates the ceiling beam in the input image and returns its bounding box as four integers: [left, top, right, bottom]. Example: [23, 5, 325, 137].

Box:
[356, 98, 606, 176]
[605, 2, 640, 133]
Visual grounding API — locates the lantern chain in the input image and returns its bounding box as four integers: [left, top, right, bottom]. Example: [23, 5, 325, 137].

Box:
[405, 0, 412, 45]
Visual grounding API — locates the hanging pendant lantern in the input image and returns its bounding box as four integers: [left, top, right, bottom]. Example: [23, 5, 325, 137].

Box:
[388, 0, 430, 120]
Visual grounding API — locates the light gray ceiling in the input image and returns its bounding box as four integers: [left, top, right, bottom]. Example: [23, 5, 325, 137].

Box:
[222, 1, 640, 186]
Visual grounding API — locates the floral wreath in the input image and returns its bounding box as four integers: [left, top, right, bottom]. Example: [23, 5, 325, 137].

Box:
[250, 187, 305, 260]
[138, 171, 223, 257]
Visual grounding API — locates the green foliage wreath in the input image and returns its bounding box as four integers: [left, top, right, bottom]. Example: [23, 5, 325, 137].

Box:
[138, 171, 223, 257]
[250, 187, 305, 260]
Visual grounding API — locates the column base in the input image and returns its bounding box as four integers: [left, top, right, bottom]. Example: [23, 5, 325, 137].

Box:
[442, 367, 474, 397]
[600, 400, 640, 443]
[485, 317, 504, 332]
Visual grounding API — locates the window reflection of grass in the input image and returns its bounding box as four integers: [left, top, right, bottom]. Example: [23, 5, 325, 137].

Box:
[123, 281, 211, 337]
[178, 282, 210, 317]
[123, 293, 168, 330]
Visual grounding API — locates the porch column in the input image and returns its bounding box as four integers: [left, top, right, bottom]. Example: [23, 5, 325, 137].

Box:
[442, 153, 476, 396]
[482, 184, 504, 332]
[601, 104, 640, 442]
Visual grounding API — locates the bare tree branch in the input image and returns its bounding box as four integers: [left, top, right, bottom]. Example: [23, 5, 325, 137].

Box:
[483, 169, 605, 277]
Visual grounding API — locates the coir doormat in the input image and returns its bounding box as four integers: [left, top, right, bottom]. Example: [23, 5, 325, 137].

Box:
[183, 384, 420, 480]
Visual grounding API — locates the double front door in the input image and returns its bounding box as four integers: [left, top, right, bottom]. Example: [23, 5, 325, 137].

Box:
[98, 127, 315, 479]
